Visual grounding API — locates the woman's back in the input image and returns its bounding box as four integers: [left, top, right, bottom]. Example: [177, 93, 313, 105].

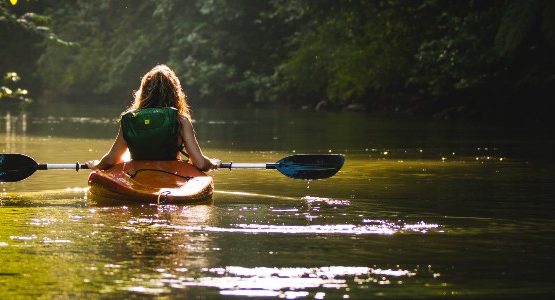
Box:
[121, 107, 181, 160]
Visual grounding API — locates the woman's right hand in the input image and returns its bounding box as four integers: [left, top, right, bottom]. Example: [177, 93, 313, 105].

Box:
[209, 158, 221, 170]
[86, 160, 100, 170]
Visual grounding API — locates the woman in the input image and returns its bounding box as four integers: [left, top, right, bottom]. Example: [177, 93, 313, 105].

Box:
[86, 64, 220, 171]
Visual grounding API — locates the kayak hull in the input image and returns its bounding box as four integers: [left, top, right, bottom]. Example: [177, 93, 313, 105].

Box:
[87, 160, 213, 205]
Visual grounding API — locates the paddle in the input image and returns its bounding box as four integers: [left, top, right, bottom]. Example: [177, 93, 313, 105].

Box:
[0, 154, 89, 182]
[0, 153, 344, 182]
[220, 154, 345, 180]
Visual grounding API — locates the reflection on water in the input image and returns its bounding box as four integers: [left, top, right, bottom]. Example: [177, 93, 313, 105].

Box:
[115, 265, 428, 298]
[3, 112, 25, 154]
[1, 105, 555, 299]
[176, 222, 440, 235]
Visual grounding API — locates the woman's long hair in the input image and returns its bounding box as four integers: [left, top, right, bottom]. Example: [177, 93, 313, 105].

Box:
[126, 64, 190, 118]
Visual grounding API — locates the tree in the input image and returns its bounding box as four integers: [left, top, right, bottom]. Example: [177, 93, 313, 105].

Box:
[11, 0, 554, 118]
[1, 0, 72, 106]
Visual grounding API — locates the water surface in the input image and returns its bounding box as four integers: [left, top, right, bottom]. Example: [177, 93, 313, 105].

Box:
[1, 104, 554, 299]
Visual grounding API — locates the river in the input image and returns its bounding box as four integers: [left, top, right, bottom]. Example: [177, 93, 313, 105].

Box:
[1, 103, 554, 299]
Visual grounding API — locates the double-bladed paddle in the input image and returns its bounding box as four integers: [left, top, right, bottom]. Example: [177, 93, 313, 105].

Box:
[0, 153, 344, 182]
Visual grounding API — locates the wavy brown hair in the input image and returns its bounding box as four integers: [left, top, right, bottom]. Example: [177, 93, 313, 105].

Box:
[127, 64, 190, 118]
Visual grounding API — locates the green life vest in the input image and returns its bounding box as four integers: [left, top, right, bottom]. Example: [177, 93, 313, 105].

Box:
[121, 107, 181, 160]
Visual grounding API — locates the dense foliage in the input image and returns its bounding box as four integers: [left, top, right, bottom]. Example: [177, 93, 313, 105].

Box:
[1, 0, 554, 118]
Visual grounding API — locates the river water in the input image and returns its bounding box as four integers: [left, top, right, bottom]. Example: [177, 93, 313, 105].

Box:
[0, 104, 554, 299]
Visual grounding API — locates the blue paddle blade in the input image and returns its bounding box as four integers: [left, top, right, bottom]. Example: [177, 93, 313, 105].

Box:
[0, 154, 39, 182]
[275, 154, 344, 180]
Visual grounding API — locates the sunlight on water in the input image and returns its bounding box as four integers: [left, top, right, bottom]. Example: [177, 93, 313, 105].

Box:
[302, 196, 351, 206]
[216, 190, 299, 201]
[110, 265, 429, 298]
[0, 188, 88, 206]
[9, 235, 37, 240]
[42, 237, 71, 244]
[171, 221, 441, 235]
[29, 217, 57, 226]
[30, 116, 115, 125]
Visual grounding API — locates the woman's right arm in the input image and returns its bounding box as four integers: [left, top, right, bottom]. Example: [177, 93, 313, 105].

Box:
[179, 116, 220, 171]
[86, 125, 128, 170]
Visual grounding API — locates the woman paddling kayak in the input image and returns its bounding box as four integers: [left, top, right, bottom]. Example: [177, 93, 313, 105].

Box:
[86, 64, 220, 171]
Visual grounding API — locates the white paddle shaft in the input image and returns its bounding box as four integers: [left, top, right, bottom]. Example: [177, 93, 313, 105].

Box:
[45, 163, 89, 170]
[219, 163, 277, 169]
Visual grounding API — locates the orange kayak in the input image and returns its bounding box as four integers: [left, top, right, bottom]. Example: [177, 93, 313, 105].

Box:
[87, 160, 213, 205]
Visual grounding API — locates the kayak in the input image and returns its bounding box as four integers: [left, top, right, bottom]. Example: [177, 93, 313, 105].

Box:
[87, 160, 213, 205]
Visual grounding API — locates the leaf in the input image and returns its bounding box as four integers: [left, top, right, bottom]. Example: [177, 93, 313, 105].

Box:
[1, 86, 13, 95]
[10, 0, 17, 6]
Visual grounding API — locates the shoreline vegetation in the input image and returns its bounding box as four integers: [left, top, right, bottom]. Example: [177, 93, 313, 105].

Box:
[1, 0, 554, 120]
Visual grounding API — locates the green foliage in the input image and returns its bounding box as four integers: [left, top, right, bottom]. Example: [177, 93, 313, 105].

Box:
[36, 1, 167, 99]
[165, 0, 290, 104]
[493, 0, 555, 88]
[1, 0, 75, 108]
[408, 2, 500, 98]
[279, 2, 418, 104]
[0, 1, 73, 46]
[3, 0, 554, 117]
[0, 72, 32, 107]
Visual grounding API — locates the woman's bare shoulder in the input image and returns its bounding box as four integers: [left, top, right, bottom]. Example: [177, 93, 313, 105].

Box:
[178, 114, 193, 128]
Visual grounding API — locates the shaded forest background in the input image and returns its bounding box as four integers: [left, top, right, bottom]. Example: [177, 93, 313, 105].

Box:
[1, 0, 554, 119]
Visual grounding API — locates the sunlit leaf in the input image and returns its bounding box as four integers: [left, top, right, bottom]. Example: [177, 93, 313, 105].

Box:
[16, 88, 28, 95]
[4, 72, 21, 82]
[22, 12, 51, 25]
[10, 0, 18, 6]
[1, 87, 13, 95]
